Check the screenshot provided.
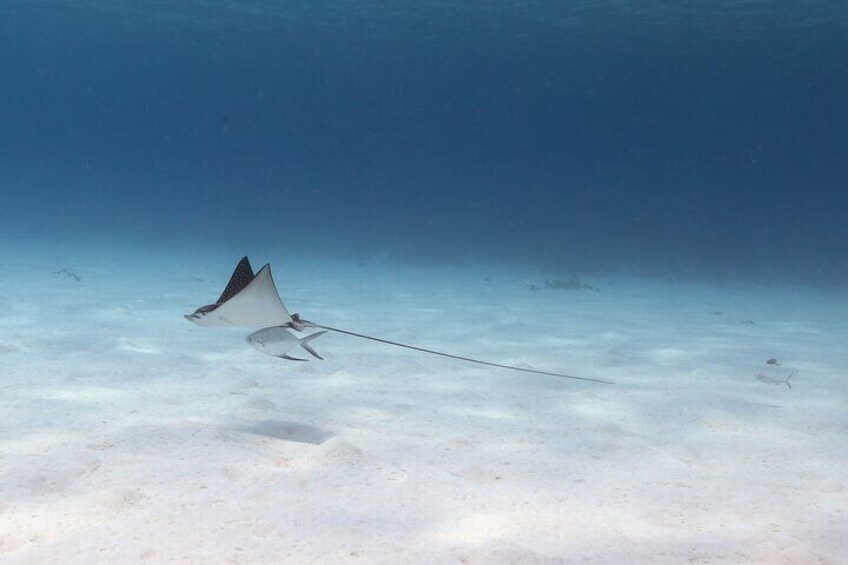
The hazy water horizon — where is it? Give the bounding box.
[2,1,846,285]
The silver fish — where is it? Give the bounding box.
[246,326,326,361]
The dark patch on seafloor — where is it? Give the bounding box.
[237,420,333,445]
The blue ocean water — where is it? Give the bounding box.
[2,1,846,284]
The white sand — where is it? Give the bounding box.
[1,242,846,564]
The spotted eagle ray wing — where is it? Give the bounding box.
[185,257,293,328]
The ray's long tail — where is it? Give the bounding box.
[313,324,614,385]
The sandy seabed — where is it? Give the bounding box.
[1,243,846,564]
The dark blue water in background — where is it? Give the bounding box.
[2,2,846,284]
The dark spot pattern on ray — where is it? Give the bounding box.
[216,256,255,305]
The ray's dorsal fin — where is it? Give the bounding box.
[216,256,254,305]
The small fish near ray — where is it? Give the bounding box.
[247,327,327,361]
[186,257,614,385]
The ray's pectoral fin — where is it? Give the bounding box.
[184,256,255,323]
[185,256,294,328]
[216,256,255,304]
